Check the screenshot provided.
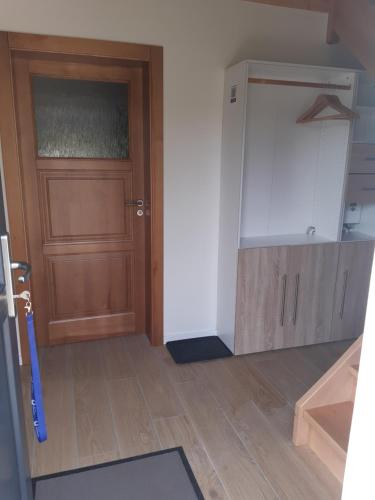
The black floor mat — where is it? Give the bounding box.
[166,336,233,364]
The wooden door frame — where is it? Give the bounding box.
[0,31,164,358]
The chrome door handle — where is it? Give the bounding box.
[126,199,144,207]
[11,261,32,283]
[280,274,287,327]
[340,270,349,319]
[1,235,32,317]
[293,273,300,326]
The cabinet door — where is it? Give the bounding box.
[235,246,288,354]
[285,243,339,348]
[332,241,374,341]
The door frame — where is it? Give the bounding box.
[0,31,164,357]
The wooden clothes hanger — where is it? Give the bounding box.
[296,94,359,124]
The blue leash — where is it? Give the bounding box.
[26,311,47,443]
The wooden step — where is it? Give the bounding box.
[306,401,354,454]
[349,364,359,378]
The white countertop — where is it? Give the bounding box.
[341,231,375,242]
[240,234,334,250]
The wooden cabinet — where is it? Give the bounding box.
[286,244,339,347]
[347,174,375,204]
[331,241,374,341]
[350,143,375,175]
[235,246,288,354]
[235,243,339,355]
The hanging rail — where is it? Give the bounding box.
[248,77,351,91]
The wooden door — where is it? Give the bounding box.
[13,54,146,345]
[332,241,374,341]
[285,243,339,347]
[235,246,288,354]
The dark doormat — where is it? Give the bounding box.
[33,448,203,500]
[166,336,233,364]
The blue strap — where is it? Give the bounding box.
[26,312,47,443]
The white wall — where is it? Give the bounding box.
[0,0,360,341]
[342,259,375,500]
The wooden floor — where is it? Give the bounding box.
[22,335,353,499]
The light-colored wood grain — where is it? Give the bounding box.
[306,402,353,453]
[274,348,323,389]
[235,243,339,354]
[252,358,308,405]
[71,342,118,459]
[224,355,287,415]
[155,415,228,500]
[107,377,160,457]
[332,241,374,341]
[153,345,195,384]
[294,337,361,444]
[293,338,360,482]
[235,246,288,354]
[124,335,183,418]
[176,380,278,500]
[284,244,339,346]
[308,423,346,482]
[100,337,135,380]
[294,446,341,499]
[231,401,340,500]
[78,451,120,468]
[26,336,347,498]
[33,346,78,476]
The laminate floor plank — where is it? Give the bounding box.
[176,380,278,500]
[250,358,308,405]
[153,345,196,384]
[155,415,228,500]
[228,400,340,500]
[124,335,184,418]
[100,337,135,380]
[107,377,160,457]
[70,342,118,460]
[26,335,346,499]
[33,345,78,476]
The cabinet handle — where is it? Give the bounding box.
[293,273,300,326]
[340,270,349,319]
[280,274,287,327]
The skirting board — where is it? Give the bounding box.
[164,330,217,343]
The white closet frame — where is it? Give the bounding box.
[217,60,359,352]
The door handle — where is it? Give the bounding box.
[280,274,287,327]
[11,261,32,283]
[125,199,144,207]
[340,270,349,319]
[293,273,300,326]
[1,234,32,317]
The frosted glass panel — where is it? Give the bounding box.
[32,76,129,158]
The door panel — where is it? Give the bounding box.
[285,243,339,347]
[332,241,374,341]
[235,246,288,354]
[13,55,145,345]
[38,171,133,242]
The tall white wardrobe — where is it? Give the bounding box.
[217,60,374,355]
